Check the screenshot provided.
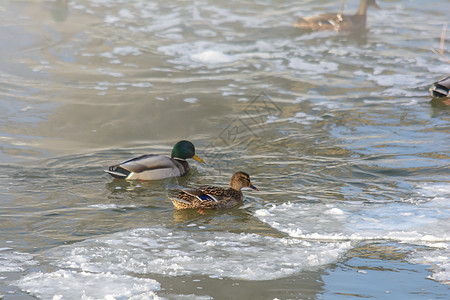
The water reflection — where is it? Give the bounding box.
[49,0,70,22]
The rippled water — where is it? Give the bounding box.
[1,0,449,299]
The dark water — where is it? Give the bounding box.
[1,0,449,299]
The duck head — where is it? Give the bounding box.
[230,171,259,191]
[171,140,204,162]
[357,0,380,15]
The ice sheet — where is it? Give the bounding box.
[17,269,161,300]
[41,227,351,281]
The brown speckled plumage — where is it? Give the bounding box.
[169,171,258,210]
[294,0,380,32]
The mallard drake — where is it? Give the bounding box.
[169,171,258,209]
[105,140,204,180]
[430,75,450,105]
[294,0,380,32]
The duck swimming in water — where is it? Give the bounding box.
[169,171,258,210]
[105,140,204,180]
[294,0,380,32]
[430,75,450,105]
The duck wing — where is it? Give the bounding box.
[106,155,188,180]
[170,186,243,209]
[295,12,342,30]
[169,186,221,209]
[118,155,176,172]
[177,186,224,202]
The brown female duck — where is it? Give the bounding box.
[169,171,258,209]
[294,0,380,32]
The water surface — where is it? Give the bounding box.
[1,0,449,299]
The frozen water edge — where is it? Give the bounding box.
[255,183,450,285]
[17,270,161,300]
[18,227,350,286]
[0,248,36,273]
[407,247,450,285]
[256,182,450,242]
[255,202,450,243]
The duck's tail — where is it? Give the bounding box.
[104,166,130,179]
[169,197,192,210]
[430,75,450,98]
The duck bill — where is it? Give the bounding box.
[192,154,205,163]
[249,184,259,191]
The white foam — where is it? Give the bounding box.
[183,98,198,104]
[88,204,137,210]
[164,294,213,300]
[324,208,344,215]
[288,58,338,74]
[118,8,134,19]
[416,183,450,199]
[157,41,278,68]
[158,42,240,67]
[131,82,153,88]
[43,227,350,281]
[288,112,323,124]
[96,68,124,78]
[17,270,161,299]
[367,73,424,87]
[370,87,426,97]
[191,50,236,64]
[194,29,217,37]
[104,15,120,24]
[112,46,142,56]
